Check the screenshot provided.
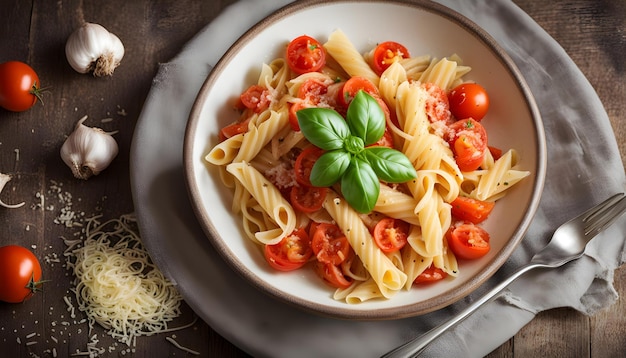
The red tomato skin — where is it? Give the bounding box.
[264,228,312,271]
[450,196,495,224]
[372,217,409,253]
[414,265,448,284]
[286,35,326,75]
[488,146,503,160]
[219,118,250,141]
[294,147,324,187]
[311,223,351,265]
[314,261,353,289]
[448,83,490,121]
[371,41,410,76]
[448,118,488,172]
[0,61,42,112]
[297,78,329,102]
[290,185,327,213]
[338,76,380,108]
[0,245,44,303]
[240,85,270,113]
[447,223,491,260]
[289,78,331,131]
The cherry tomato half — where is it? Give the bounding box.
[290,185,327,213]
[448,118,488,172]
[372,217,409,253]
[219,118,250,141]
[240,85,270,113]
[448,83,490,121]
[450,196,495,224]
[0,61,43,112]
[0,245,44,303]
[286,35,326,75]
[294,147,324,187]
[297,78,329,102]
[338,76,380,108]
[371,41,410,76]
[314,261,353,289]
[311,223,351,265]
[414,265,448,284]
[447,222,491,260]
[264,228,312,271]
[289,78,331,131]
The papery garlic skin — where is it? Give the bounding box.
[66,23,124,77]
[0,173,25,209]
[61,116,119,180]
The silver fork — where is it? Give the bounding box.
[383,192,626,358]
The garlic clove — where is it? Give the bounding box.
[60,116,119,180]
[66,23,125,77]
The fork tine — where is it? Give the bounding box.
[584,193,626,236]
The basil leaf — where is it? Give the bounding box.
[363,147,417,183]
[310,150,351,187]
[346,91,386,146]
[340,158,380,213]
[297,107,349,150]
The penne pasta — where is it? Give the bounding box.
[205,29,529,304]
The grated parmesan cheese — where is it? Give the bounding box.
[64,214,184,347]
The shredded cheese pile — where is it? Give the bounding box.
[64,214,183,347]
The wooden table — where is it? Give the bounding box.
[1,1,624,357]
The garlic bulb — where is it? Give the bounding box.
[66,22,124,77]
[61,116,119,180]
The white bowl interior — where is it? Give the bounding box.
[184,0,545,319]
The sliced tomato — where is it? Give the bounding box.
[422,82,451,123]
[297,78,329,102]
[264,228,312,271]
[240,85,270,113]
[414,265,448,284]
[448,83,490,121]
[447,222,490,260]
[371,41,410,76]
[290,185,327,213]
[311,223,351,265]
[338,76,380,108]
[289,101,308,131]
[488,146,503,160]
[314,261,353,289]
[450,196,495,224]
[219,118,250,141]
[294,147,324,187]
[286,35,326,75]
[289,78,331,131]
[372,217,409,253]
[448,118,488,172]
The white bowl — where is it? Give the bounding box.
[184,0,546,319]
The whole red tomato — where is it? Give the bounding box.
[448,83,489,121]
[0,245,45,303]
[0,61,44,112]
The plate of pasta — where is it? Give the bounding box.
[183,0,546,319]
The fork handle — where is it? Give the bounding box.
[382,263,545,358]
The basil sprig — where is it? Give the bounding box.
[297,91,417,213]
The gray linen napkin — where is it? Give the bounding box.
[131,0,626,357]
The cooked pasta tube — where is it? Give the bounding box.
[226,162,296,245]
[323,190,407,298]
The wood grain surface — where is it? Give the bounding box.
[0,1,624,357]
